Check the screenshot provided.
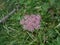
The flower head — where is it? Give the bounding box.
[20,14,41,32]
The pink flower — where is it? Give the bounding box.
[20,14,41,32]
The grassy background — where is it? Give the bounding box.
[0,0,60,45]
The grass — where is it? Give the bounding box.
[0,0,60,45]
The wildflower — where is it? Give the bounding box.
[20,14,41,32]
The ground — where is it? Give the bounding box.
[0,0,60,45]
